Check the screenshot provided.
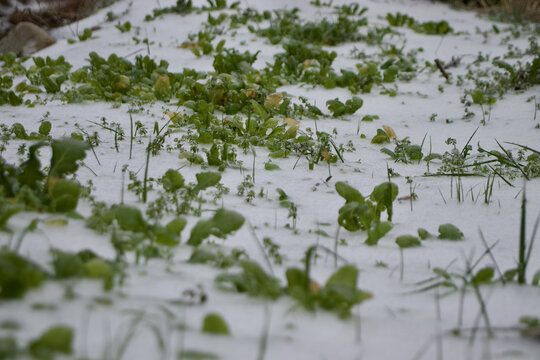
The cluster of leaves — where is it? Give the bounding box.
[145,0,239,21]
[0,138,89,214]
[216,247,372,319]
[335,181,398,245]
[381,137,424,163]
[0,121,51,141]
[51,249,119,290]
[386,12,452,35]
[1,324,74,360]
[286,247,372,318]
[270,41,416,95]
[256,9,367,45]
[0,251,47,299]
[86,202,187,261]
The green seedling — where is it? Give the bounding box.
[188,208,245,246]
[0,251,47,299]
[438,223,464,241]
[215,260,282,299]
[202,313,230,335]
[29,325,74,359]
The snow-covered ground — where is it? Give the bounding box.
[1,0,539,359]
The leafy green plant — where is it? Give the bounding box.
[438,223,464,240]
[188,208,245,246]
[286,247,372,318]
[0,251,47,299]
[29,325,73,360]
[335,181,398,245]
[216,260,282,299]
[202,313,230,335]
[326,97,363,117]
[386,13,452,35]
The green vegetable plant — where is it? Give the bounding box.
[335,181,398,245]
[0,137,89,214]
[0,251,47,299]
[187,208,245,246]
[285,247,372,319]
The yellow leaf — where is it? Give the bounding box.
[45,219,68,226]
[383,125,396,138]
[309,280,322,294]
[321,149,330,162]
[266,92,283,106]
[245,88,257,99]
[283,117,299,128]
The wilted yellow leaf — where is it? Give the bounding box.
[309,280,322,294]
[245,88,257,99]
[283,117,299,128]
[266,92,283,106]
[321,149,330,162]
[382,125,396,138]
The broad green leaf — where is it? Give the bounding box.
[49,179,80,213]
[111,205,147,233]
[51,250,84,278]
[335,182,364,203]
[195,171,221,191]
[216,260,282,299]
[18,141,47,189]
[202,313,230,335]
[166,217,187,236]
[0,251,47,299]
[438,223,464,241]
[162,169,184,191]
[83,259,114,279]
[417,228,432,240]
[370,182,398,221]
[187,219,214,247]
[472,267,494,284]
[365,221,392,246]
[325,265,358,289]
[371,129,390,144]
[395,235,421,248]
[264,162,280,170]
[29,325,73,359]
[49,138,89,178]
[211,209,244,235]
[338,202,371,232]
[38,121,52,136]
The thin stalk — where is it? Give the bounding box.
[518,188,527,284]
[129,114,134,160]
[142,137,151,203]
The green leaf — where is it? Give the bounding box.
[51,250,84,278]
[83,259,114,279]
[371,129,390,144]
[417,228,432,240]
[29,325,73,359]
[532,270,540,287]
[38,121,52,136]
[338,202,371,232]
[325,265,357,289]
[111,205,147,233]
[216,260,282,299]
[49,179,80,213]
[335,182,364,203]
[195,171,221,191]
[0,251,47,299]
[365,221,392,246]
[472,267,494,284]
[211,209,244,235]
[438,223,464,241]
[370,182,398,221]
[48,138,89,178]
[202,313,230,335]
[162,169,184,191]
[188,209,244,246]
[166,217,187,236]
[264,162,280,170]
[395,235,421,248]
[18,142,47,189]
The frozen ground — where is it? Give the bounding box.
[0,0,539,359]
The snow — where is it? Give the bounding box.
[1,0,539,359]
